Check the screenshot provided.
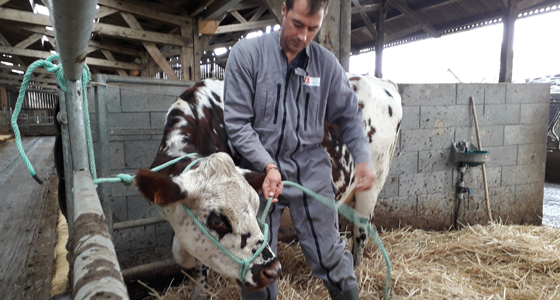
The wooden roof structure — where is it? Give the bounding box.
[0,0,559,90]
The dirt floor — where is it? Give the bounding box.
[0,136,59,299]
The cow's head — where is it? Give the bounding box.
[135,152,281,290]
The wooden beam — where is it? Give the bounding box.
[518,0,549,10]
[181,24,194,81]
[0,64,49,74]
[261,0,283,24]
[205,40,236,51]
[200,0,244,21]
[231,11,248,23]
[92,23,191,47]
[384,24,423,42]
[0,46,143,70]
[351,0,378,40]
[199,19,222,34]
[95,6,119,19]
[189,0,217,17]
[215,19,277,34]
[340,0,351,71]
[0,79,57,89]
[97,0,187,26]
[375,7,386,78]
[13,33,43,49]
[101,49,128,76]
[351,4,381,14]
[228,0,261,12]
[499,0,518,82]
[248,6,267,22]
[121,12,179,80]
[0,73,56,83]
[88,40,144,57]
[0,0,11,7]
[0,32,26,67]
[0,7,51,26]
[389,0,441,38]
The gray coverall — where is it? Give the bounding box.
[223,30,371,300]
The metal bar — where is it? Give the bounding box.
[57,89,73,232]
[113,216,167,231]
[64,80,90,171]
[95,74,113,233]
[104,74,196,86]
[49,0,97,81]
[72,171,129,300]
[121,259,180,281]
[340,0,351,71]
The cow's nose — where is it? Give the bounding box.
[263,261,282,280]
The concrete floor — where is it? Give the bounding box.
[544,182,560,228]
[0,136,58,299]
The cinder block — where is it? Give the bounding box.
[113,225,157,251]
[482,83,507,104]
[373,195,418,229]
[457,188,490,225]
[517,143,546,165]
[477,105,520,126]
[456,84,484,105]
[502,164,545,186]
[152,134,164,140]
[108,112,151,129]
[420,105,470,128]
[151,112,168,128]
[112,196,128,224]
[504,124,548,145]
[520,103,550,124]
[401,106,420,129]
[453,166,502,189]
[120,85,186,112]
[105,85,121,113]
[109,135,153,142]
[506,83,550,104]
[401,127,455,151]
[127,195,160,221]
[484,145,518,167]
[109,141,124,170]
[418,149,453,173]
[124,140,160,169]
[156,223,174,246]
[111,183,139,198]
[87,86,96,113]
[379,176,399,198]
[399,170,453,196]
[389,151,418,175]
[126,247,173,269]
[511,183,544,225]
[400,84,457,106]
[417,192,455,229]
[455,125,504,147]
[486,185,516,218]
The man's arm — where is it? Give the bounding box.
[325,57,376,190]
[223,43,283,200]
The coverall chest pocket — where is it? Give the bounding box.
[301,86,323,143]
[255,80,282,129]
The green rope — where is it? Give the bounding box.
[281,181,392,300]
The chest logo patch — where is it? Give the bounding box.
[304,76,320,87]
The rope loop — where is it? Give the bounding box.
[117,174,134,186]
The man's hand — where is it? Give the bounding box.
[263,163,283,203]
[355,162,376,191]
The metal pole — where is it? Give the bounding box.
[339,0,351,72]
[65,80,90,171]
[72,171,129,300]
[57,90,75,232]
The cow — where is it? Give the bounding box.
[134,75,402,298]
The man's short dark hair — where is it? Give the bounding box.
[285,0,329,15]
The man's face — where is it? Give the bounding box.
[280,0,325,55]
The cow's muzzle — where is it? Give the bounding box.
[239,258,282,290]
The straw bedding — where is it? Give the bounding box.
[147,224,560,300]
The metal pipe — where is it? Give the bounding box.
[64,80,90,171]
[339,0,351,72]
[104,75,196,86]
[72,171,129,300]
[49,0,97,81]
[57,90,75,232]
[121,259,181,281]
[113,216,167,231]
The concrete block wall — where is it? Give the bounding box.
[374,83,550,230]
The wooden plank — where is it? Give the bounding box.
[0,64,48,74]
[389,0,441,38]
[231,11,247,23]
[95,6,119,19]
[0,46,142,70]
[92,23,191,47]
[215,19,277,34]
[249,6,267,22]
[0,7,51,26]
[97,0,186,25]
[13,33,43,49]
[181,25,194,81]
[261,0,283,24]
[351,0,378,40]
[101,49,128,76]
[0,0,11,7]
[200,0,244,21]
[88,40,143,57]
[121,12,179,80]
[199,19,221,34]
[499,0,518,82]
[351,4,381,14]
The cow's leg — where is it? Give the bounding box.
[352,189,379,267]
[189,263,209,300]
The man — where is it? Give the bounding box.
[224,0,375,299]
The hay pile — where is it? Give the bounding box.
[148,224,560,300]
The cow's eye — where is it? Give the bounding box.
[210,218,225,228]
[207,211,233,239]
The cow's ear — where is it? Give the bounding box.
[135,168,185,205]
[243,171,266,194]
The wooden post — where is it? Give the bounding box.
[375,4,386,78]
[193,19,202,81]
[499,0,518,83]
[181,20,195,81]
[316,0,340,59]
[339,0,351,71]
[1,87,6,112]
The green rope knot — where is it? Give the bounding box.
[117,174,134,186]
[239,258,251,282]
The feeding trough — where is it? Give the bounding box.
[452,141,491,167]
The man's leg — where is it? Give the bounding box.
[287,186,358,295]
[241,195,285,300]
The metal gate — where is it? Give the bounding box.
[4,88,58,136]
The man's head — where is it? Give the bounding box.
[280,0,329,57]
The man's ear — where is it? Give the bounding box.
[243,171,267,195]
[135,169,185,205]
